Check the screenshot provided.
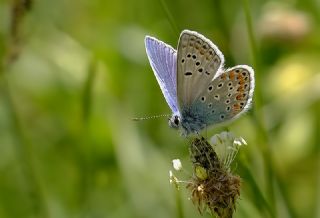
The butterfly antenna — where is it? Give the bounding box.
[132,114,171,121]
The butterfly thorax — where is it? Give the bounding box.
[169,104,210,135]
[180,105,208,135]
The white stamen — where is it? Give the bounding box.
[172,159,183,171]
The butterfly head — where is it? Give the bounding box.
[168,114,180,129]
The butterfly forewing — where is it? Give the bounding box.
[145,36,179,114]
[177,30,224,108]
[194,65,254,126]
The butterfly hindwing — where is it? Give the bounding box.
[192,65,255,127]
[145,36,179,114]
[176,30,224,108]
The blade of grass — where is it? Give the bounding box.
[239,162,274,217]
[241,1,297,217]
[240,0,277,215]
[314,100,320,218]
[175,188,184,218]
[0,73,49,218]
[82,58,97,123]
[159,0,179,36]
[0,1,49,217]
[77,57,97,217]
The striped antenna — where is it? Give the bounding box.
[132,114,171,121]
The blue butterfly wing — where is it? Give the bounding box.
[145,36,179,114]
[186,66,254,131]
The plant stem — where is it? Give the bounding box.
[240,0,278,216]
[0,73,49,218]
[175,188,184,218]
[159,0,179,35]
[78,57,97,217]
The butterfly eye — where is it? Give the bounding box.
[174,117,179,125]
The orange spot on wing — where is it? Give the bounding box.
[237,86,244,92]
[221,74,226,80]
[233,103,240,111]
[237,74,243,80]
[229,71,235,80]
[238,79,245,85]
[236,94,243,100]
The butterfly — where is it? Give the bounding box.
[145,30,254,135]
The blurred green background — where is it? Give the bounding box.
[0,0,320,217]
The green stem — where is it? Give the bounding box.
[240,0,279,216]
[159,0,179,35]
[0,73,49,218]
[82,58,97,123]
[241,0,258,69]
[239,162,274,217]
[175,188,184,218]
[211,0,236,66]
[0,1,48,216]
[78,57,97,217]
[313,100,320,218]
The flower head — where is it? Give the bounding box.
[169,132,246,217]
[187,133,244,217]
